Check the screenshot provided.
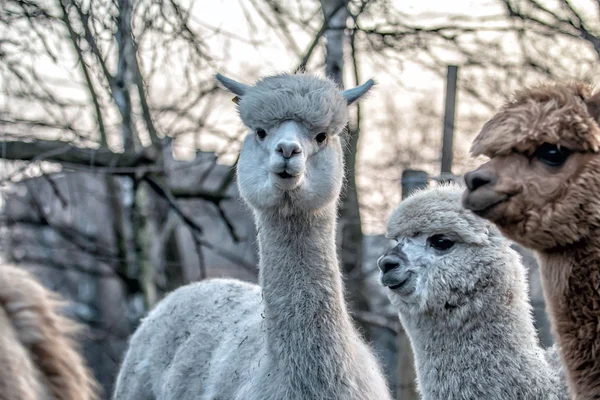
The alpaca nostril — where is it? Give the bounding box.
[276,141,302,159]
[378,256,400,274]
[465,169,496,191]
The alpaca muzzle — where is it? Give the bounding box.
[462,164,510,216]
[378,249,414,293]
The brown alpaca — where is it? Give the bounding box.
[462,82,600,400]
[0,265,98,400]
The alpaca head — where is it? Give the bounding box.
[216,73,374,215]
[462,83,600,250]
[378,185,523,323]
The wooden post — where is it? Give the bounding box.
[441,65,458,175]
[397,169,428,400]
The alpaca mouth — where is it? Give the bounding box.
[386,276,411,291]
[388,279,409,290]
[462,190,509,216]
[469,198,506,216]
[272,170,303,191]
[277,171,293,179]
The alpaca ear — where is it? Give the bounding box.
[341,79,375,105]
[215,73,251,97]
[585,91,600,123]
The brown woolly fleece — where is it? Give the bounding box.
[0,265,98,400]
[463,82,600,400]
[471,82,600,156]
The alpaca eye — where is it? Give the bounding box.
[534,143,571,167]
[428,234,455,251]
[315,132,327,144]
[256,129,267,140]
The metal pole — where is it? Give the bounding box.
[397,169,428,400]
[441,65,458,175]
[401,169,429,199]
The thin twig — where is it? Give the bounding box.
[57,0,108,146]
[142,175,203,234]
[296,1,346,72]
[40,173,68,208]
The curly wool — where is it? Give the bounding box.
[0,265,98,400]
[387,184,490,247]
[113,73,391,400]
[384,185,567,400]
[464,82,600,400]
[237,73,350,135]
[471,82,600,157]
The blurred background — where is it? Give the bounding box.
[1,0,599,398]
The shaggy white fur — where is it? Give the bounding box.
[113,73,392,400]
[378,185,567,400]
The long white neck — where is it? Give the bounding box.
[255,205,360,395]
[403,294,562,399]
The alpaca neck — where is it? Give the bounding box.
[255,206,357,390]
[403,298,550,398]
[538,233,600,400]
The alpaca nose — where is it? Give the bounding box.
[464,168,496,191]
[276,141,302,159]
[378,255,401,274]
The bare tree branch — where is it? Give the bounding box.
[57,0,107,146]
[296,1,346,72]
[0,139,141,167]
[142,175,203,234]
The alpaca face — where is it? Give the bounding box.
[215,73,374,215]
[237,119,344,213]
[463,150,600,250]
[462,85,600,250]
[379,186,515,323]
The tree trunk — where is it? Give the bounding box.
[321,0,347,84]
[319,0,370,335]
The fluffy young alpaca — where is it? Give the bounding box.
[462,82,600,400]
[113,73,393,400]
[0,265,97,400]
[378,185,567,400]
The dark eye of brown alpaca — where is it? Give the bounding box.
[315,132,327,144]
[428,234,455,251]
[534,143,571,167]
[256,129,267,140]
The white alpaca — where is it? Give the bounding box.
[378,185,567,400]
[113,73,393,400]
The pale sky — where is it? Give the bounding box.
[178,0,501,160]
[2,0,598,233]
